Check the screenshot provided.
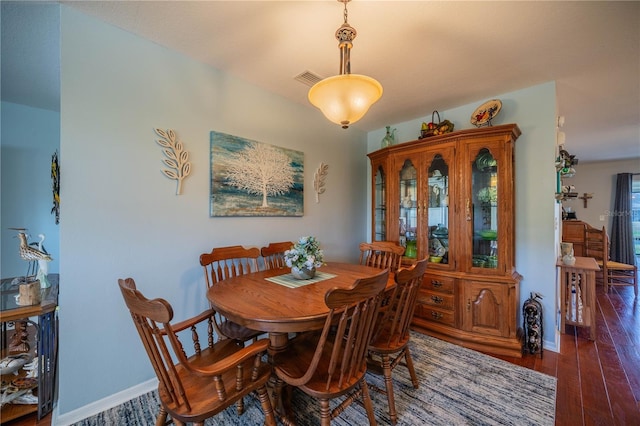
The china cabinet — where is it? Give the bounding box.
[368,124,522,357]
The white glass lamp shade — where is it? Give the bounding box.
[308,74,383,129]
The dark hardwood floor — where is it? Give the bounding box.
[6,282,639,426]
[496,281,640,426]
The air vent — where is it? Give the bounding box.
[294,70,323,87]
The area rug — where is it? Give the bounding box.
[73,332,556,425]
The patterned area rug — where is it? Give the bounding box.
[73,333,556,425]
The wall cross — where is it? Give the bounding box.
[578,192,593,208]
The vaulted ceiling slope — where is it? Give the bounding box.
[3,1,639,163]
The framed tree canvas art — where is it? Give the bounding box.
[210,131,304,217]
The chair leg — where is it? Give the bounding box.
[235,397,245,415]
[360,378,378,426]
[319,398,332,426]
[256,385,277,426]
[155,407,168,426]
[404,348,419,389]
[380,354,397,425]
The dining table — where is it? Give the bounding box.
[206,261,394,354]
[206,262,395,424]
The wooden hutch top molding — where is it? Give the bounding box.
[370,124,522,157]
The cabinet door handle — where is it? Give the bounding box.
[431,295,443,304]
[467,299,471,311]
[431,311,443,320]
[431,280,443,288]
[466,198,471,221]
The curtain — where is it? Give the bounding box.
[610,173,635,265]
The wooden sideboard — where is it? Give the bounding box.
[562,220,598,256]
[1,275,58,422]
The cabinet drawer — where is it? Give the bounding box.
[415,303,455,326]
[422,274,454,294]
[418,290,454,310]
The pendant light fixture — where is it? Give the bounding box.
[308,0,383,129]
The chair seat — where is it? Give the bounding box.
[166,341,271,423]
[219,320,261,342]
[607,260,637,271]
[274,331,366,400]
[368,326,411,354]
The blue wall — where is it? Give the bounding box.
[1,102,60,277]
[57,5,369,420]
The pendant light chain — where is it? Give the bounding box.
[336,0,356,75]
[343,0,349,24]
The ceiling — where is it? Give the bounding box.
[3,1,639,162]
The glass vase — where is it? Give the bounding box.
[381,125,396,148]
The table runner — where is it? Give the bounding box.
[265,271,337,288]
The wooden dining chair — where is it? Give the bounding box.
[199,245,263,344]
[271,269,389,426]
[584,226,637,297]
[359,241,405,273]
[260,241,294,270]
[366,257,428,425]
[117,278,276,426]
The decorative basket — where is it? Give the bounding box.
[419,111,454,139]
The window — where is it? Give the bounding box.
[632,174,640,254]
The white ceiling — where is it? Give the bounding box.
[3,1,639,162]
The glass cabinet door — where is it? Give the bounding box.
[399,159,418,258]
[373,165,386,241]
[471,148,498,269]
[427,154,450,264]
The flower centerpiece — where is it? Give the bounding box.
[284,236,325,280]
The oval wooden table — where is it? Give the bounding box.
[206,262,393,424]
[207,262,393,354]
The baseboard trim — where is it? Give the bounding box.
[54,379,158,426]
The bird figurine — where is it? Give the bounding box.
[10,228,53,282]
[33,234,52,288]
[17,231,52,262]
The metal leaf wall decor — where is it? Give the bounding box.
[314,162,329,203]
[154,128,191,195]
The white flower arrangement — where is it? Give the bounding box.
[284,236,325,270]
[477,187,498,204]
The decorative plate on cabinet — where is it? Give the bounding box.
[471,99,502,127]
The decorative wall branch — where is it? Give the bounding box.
[154,128,191,195]
[313,162,329,203]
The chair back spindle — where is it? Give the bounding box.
[200,245,260,289]
[359,241,405,273]
[199,246,263,343]
[260,241,294,270]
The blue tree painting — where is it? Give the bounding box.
[210,131,304,217]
